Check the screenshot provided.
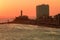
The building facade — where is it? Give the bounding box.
[36,4,49,19]
[54,14,60,25]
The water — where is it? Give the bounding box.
[0,24,60,40]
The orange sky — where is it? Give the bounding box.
[0,0,60,19]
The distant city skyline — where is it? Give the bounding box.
[0,0,60,19]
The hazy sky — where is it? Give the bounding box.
[0,0,60,19]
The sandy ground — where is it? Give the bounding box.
[0,24,60,40]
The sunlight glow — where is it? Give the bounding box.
[0,0,60,18]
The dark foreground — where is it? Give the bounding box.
[0,24,60,40]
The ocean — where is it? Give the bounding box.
[0,24,60,40]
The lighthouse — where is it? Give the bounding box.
[21,10,23,16]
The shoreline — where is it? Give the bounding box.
[0,22,60,29]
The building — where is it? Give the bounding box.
[13,10,29,23]
[54,14,60,25]
[36,4,49,19]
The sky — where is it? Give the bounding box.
[0,0,60,19]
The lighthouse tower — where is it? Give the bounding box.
[21,10,23,16]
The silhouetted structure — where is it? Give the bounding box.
[2,4,60,28]
[13,10,29,23]
[54,14,60,25]
[21,10,23,16]
[36,4,49,20]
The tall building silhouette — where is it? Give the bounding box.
[36,4,49,19]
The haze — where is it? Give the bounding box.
[0,0,60,19]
